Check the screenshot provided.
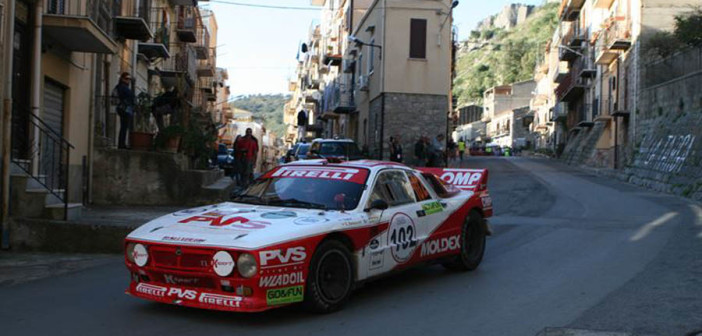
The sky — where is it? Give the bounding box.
[204,0,546,98]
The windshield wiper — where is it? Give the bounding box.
[268,198,327,210]
[232,195,268,205]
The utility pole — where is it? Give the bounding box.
[1,0,17,249]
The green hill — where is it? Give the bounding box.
[230,94,289,137]
[454,2,559,106]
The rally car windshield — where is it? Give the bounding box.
[234,177,364,211]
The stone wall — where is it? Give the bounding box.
[382,93,448,164]
[92,149,233,206]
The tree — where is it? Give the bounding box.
[674,9,702,46]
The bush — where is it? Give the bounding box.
[643,31,684,59]
[674,9,702,46]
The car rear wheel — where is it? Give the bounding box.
[304,240,354,313]
[443,210,486,271]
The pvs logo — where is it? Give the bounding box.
[259,247,307,266]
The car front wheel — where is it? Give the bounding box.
[304,240,354,313]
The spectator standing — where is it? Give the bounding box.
[389,136,403,163]
[234,129,259,188]
[112,72,135,149]
[458,138,466,162]
[429,134,445,167]
[296,110,308,141]
[414,136,426,166]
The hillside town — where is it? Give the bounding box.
[0,0,701,335]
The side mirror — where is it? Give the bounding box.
[365,199,389,212]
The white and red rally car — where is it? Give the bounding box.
[124,160,493,313]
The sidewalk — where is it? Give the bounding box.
[8,205,185,254]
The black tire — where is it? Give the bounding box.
[304,240,354,313]
[443,210,486,271]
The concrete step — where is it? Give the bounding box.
[9,177,46,218]
[26,188,65,206]
[10,160,31,175]
[44,203,83,221]
[199,176,235,203]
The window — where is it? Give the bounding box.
[369,171,417,207]
[408,173,432,201]
[409,19,427,59]
[369,38,375,74]
[358,53,363,77]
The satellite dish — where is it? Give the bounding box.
[301,43,309,53]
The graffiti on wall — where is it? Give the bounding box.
[639,134,696,173]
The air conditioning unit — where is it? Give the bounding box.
[358,75,369,91]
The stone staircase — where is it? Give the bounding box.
[9,161,82,220]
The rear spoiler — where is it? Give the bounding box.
[416,168,489,192]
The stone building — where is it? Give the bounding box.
[483,80,536,147]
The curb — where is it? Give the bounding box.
[8,218,137,254]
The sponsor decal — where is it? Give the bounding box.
[259,271,305,288]
[369,251,383,270]
[422,202,444,215]
[369,238,380,250]
[266,166,369,184]
[341,216,363,226]
[198,293,241,308]
[163,274,200,286]
[261,211,297,219]
[266,285,304,305]
[172,205,218,217]
[259,247,307,267]
[418,168,486,191]
[178,215,271,229]
[420,235,461,257]
[212,251,236,277]
[132,244,149,267]
[167,287,198,300]
[388,213,418,263]
[162,236,206,243]
[293,217,329,225]
[136,283,167,297]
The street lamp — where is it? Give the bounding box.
[348,36,383,59]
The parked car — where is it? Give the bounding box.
[305,138,364,161]
[294,143,311,161]
[214,143,235,176]
[123,160,493,313]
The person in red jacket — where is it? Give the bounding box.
[234,128,259,187]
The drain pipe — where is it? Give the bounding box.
[30,0,43,176]
[1,0,17,250]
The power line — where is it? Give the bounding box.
[208,1,321,11]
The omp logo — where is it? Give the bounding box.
[163,274,199,286]
[167,287,198,300]
[198,293,241,308]
[440,171,482,186]
[135,283,167,297]
[259,272,305,288]
[259,247,307,266]
[420,235,460,257]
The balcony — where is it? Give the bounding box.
[595,19,632,65]
[176,6,197,43]
[43,0,118,54]
[559,23,584,61]
[559,0,585,21]
[553,61,570,82]
[114,1,153,41]
[197,50,215,77]
[138,7,171,59]
[593,0,615,9]
[577,56,596,78]
[159,45,197,85]
[198,77,214,94]
[556,69,588,103]
[326,82,356,114]
[170,0,198,6]
[194,26,210,60]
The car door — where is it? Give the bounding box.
[363,170,425,278]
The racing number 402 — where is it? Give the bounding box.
[390,226,416,252]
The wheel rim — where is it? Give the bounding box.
[463,219,485,261]
[316,250,352,303]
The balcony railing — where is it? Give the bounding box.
[160,44,197,81]
[556,67,588,103]
[194,25,210,59]
[114,0,153,40]
[324,81,356,114]
[595,18,631,64]
[197,49,215,77]
[138,7,171,59]
[43,0,117,53]
[176,6,197,43]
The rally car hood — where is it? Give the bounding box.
[126,202,370,250]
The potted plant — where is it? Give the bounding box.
[130,92,157,151]
[155,124,185,153]
[182,119,218,169]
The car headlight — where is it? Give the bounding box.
[237,253,257,278]
[212,251,236,277]
[125,243,136,263]
[132,243,149,267]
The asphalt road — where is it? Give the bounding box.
[1,157,701,336]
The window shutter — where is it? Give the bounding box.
[409,19,427,59]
